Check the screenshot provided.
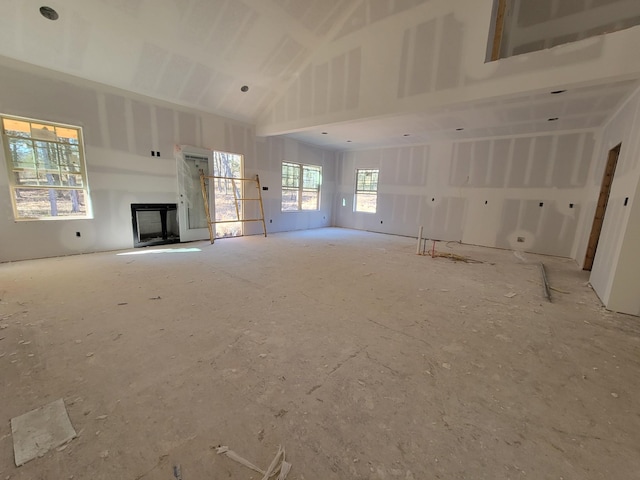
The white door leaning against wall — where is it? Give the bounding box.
[175,145,212,242]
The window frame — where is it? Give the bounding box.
[281,161,322,212]
[354,168,379,214]
[1,114,92,221]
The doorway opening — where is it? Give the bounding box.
[212,150,243,239]
[584,143,621,271]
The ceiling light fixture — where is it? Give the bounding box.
[240,85,249,92]
[551,90,567,95]
[548,117,559,122]
[39,6,59,20]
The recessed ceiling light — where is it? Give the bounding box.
[40,6,59,20]
[240,85,249,92]
[548,117,559,121]
[321,132,328,135]
[551,90,567,95]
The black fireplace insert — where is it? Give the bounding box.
[131,203,180,248]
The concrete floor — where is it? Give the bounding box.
[1,228,639,479]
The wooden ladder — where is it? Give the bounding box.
[199,172,267,244]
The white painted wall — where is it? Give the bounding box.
[335,129,596,258]
[576,87,640,314]
[0,57,335,262]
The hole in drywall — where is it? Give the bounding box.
[517,237,525,243]
[456,128,464,131]
[403,134,410,137]
[269,219,273,223]
[569,203,574,208]
[380,220,383,224]
[156,151,160,157]
[40,6,59,20]
[624,197,629,206]
[547,117,559,122]
[539,202,544,207]
[321,132,328,135]
[151,151,155,156]
[551,90,567,95]
[484,200,488,205]
[346,140,352,143]
[75,231,81,237]
[240,85,249,92]
[431,198,435,202]
[262,186,268,191]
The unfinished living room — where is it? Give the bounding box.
[1,1,640,479]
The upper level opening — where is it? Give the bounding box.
[488,0,640,62]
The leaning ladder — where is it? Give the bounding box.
[199,172,267,244]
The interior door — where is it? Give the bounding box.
[176,146,213,242]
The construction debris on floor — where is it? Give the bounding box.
[11,398,76,466]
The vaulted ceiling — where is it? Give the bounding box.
[1,0,639,151]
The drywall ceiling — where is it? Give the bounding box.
[283,79,640,150]
[0,0,639,151]
[0,0,359,122]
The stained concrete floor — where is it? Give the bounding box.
[1,228,640,479]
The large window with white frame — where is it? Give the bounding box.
[1,115,91,220]
[281,161,322,211]
[354,168,379,213]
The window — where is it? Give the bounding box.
[281,162,322,211]
[355,168,379,213]
[1,115,91,220]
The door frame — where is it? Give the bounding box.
[583,143,621,271]
[176,145,213,242]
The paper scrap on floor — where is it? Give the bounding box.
[11,398,77,466]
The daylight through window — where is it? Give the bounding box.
[1,115,91,220]
[355,168,379,213]
[281,162,322,211]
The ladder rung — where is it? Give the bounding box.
[209,219,265,224]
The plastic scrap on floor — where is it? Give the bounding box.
[216,444,291,479]
[11,398,77,466]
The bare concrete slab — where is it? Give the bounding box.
[11,398,76,466]
[0,228,639,479]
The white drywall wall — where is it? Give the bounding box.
[0,57,335,262]
[502,0,640,57]
[334,129,596,258]
[579,87,640,314]
[258,0,640,136]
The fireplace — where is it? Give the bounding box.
[131,203,180,248]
